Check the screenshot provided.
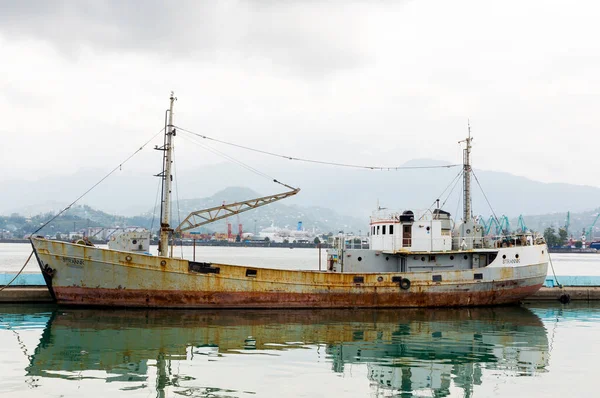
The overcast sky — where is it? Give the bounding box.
[1,0,598,189]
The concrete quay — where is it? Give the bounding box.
[1,285,599,304]
[0,287,53,303]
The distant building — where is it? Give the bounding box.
[86,227,147,241]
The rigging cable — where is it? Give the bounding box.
[471,170,501,226]
[432,169,464,211]
[472,169,560,285]
[32,127,166,236]
[172,146,184,258]
[175,126,461,171]
[149,173,163,235]
[440,170,464,210]
[420,169,463,221]
[177,132,298,191]
[452,168,464,229]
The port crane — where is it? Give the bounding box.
[175,187,300,233]
[517,215,528,232]
[498,215,510,234]
[584,212,600,242]
[478,215,502,235]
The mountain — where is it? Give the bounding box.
[3,158,600,221]
[6,186,600,239]
[164,186,364,234]
[1,187,364,237]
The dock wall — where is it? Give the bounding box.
[2,273,600,304]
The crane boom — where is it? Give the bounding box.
[175,188,300,233]
[586,212,600,241]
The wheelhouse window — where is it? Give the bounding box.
[382,225,386,235]
[377,225,380,235]
[389,225,394,234]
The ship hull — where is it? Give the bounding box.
[31,237,547,308]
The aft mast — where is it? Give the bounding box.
[158,92,177,256]
[460,122,473,222]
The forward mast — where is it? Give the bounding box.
[158,92,177,256]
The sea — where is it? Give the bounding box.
[1,243,600,397]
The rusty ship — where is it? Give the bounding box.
[30,93,548,308]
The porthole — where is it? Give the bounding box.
[426,226,431,231]
[132,239,137,244]
[358,256,362,262]
[160,260,166,266]
[502,255,506,259]
[466,229,471,234]
[463,255,468,260]
[450,255,455,260]
[377,276,384,282]
[421,257,426,262]
[515,254,519,259]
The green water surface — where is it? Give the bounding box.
[0,304,596,397]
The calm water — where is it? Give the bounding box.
[2,243,600,397]
[0,303,598,397]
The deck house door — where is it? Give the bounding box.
[402,225,411,247]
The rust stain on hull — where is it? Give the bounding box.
[53,283,543,308]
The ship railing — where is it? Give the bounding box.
[482,233,543,249]
[388,234,540,252]
[330,235,370,250]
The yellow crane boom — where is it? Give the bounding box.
[175,187,300,233]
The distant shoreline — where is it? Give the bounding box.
[0,239,30,244]
[0,238,332,249]
[548,247,598,254]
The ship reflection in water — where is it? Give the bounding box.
[3,306,548,397]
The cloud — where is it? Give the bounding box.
[0,0,384,76]
[2,0,600,191]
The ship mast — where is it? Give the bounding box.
[158,92,177,256]
[459,122,473,222]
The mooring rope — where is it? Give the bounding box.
[547,252,562,288]
[0,251,34,292]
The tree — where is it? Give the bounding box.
[575,241,583,248]
[558,228,568,245]
[543,227,561,247]
[314,237,321,245]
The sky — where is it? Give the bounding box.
[1,0,599,189]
